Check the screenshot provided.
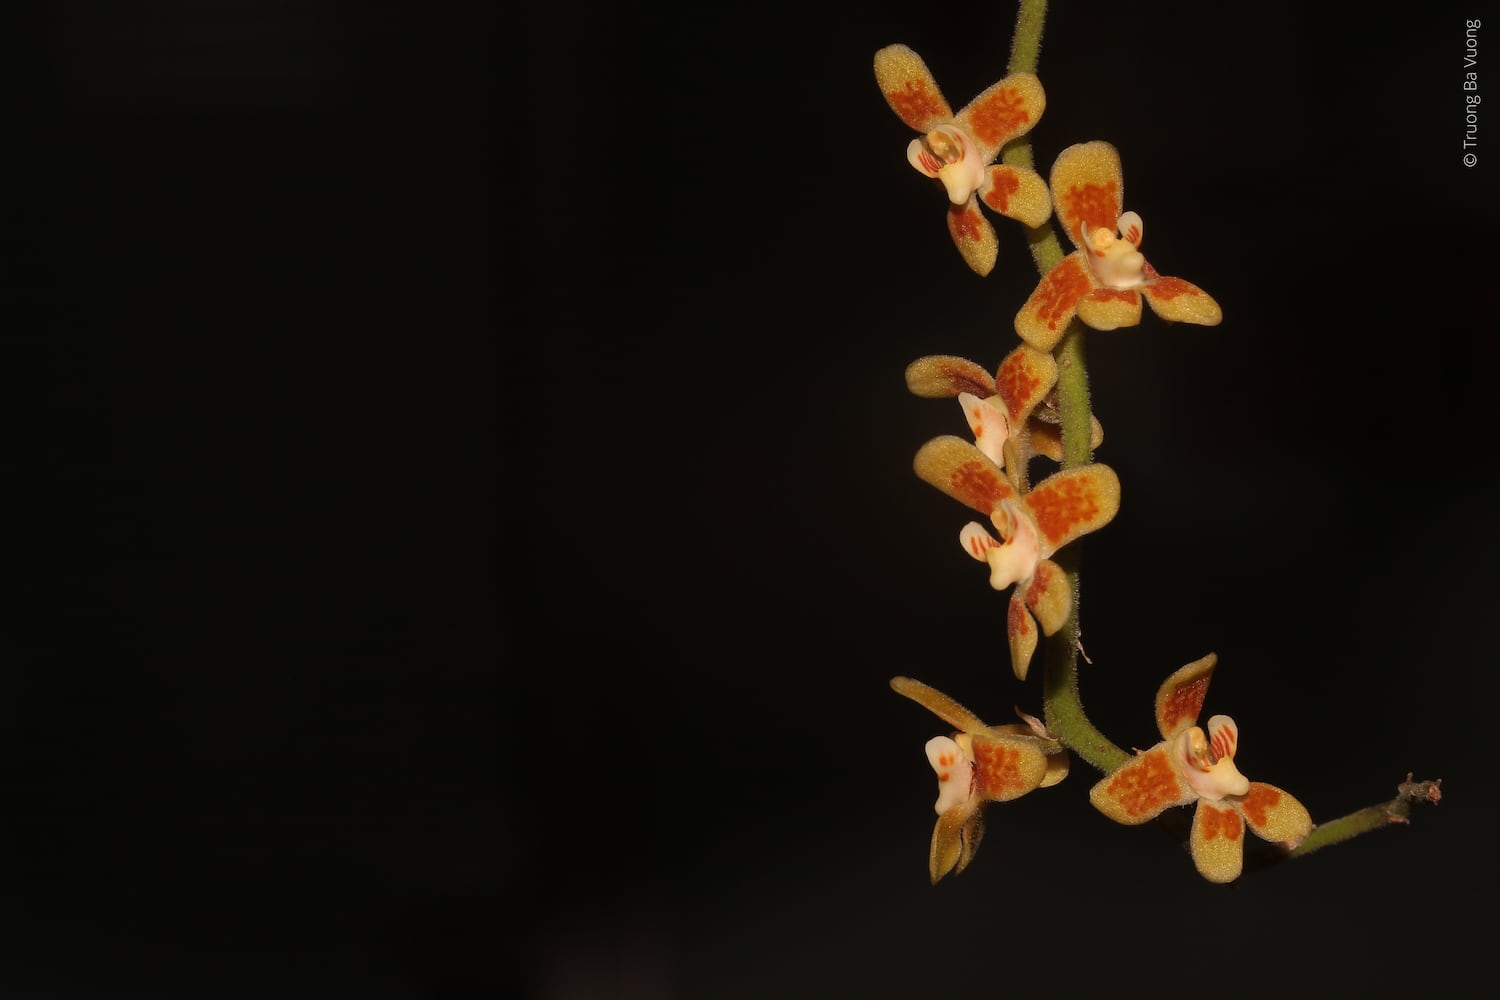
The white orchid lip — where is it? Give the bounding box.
[957,391,1010,470]
[906,126,985,205]
[926,735,975,815]
[958,501,1040,591]
[1080,210,1147,289]
[1175,719,1251,800]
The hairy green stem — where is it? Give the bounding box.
[1006,0,1048,76]
[999,0,1126,772]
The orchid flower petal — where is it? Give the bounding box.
[993,343,1058,428]
[1014,252,1095,351]
[889,676,992,734]
[1023,558,1071,636]
[968,731,1050,802]
[1189,801,1245,883]
[1141,276,1223,326]
[979,164,1051,228]
[1236,782,1314,846]
[954,72,1045,163]
[913,435,1017,515]
[904,355,995,399]
[874,45,953,132]
[1076,287,1143,331]
[1021,463,1122,555]
[946,198,999,276]
[1088,744,1194,825]
[1049,141,1124,253]
[1116,210,1143,247]
[1154,652,1217,741]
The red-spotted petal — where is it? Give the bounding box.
[1117,210,1143,247]
[1154,653,1217,740]
[947,198,998,276]
[993,344,1057,427]
[1089,744,1194,825]
[1014,252,1095,351]
[1007,591,1037,681]
[1023,557,1072,636]
[874,45,953,132]
[1076,288,1142,331]
[913,436,1017,515]
[890,675,991,734]
[1236,782,1314,845]
[1021,463,1122,555]
[968,730,1049,802]
[1190,800,1245,883]
[979,164,1051,228]
[955,72,1044,163]
[1141,276,1223,326]
[905,355,995,399]
[1050,141,1124,252]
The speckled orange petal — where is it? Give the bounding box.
[874,44,953,132]
[979,165,1051,228]
[1141,276,1223,326]
[905,355,995,399]
[994,344,1057,427]
[930,799,979,884]
[913,435,1018,515]
[1023,558,1071,636]
[1050,141,1124,251]
[1089,744,1193,824]
[968,730,1049,803]
[1154,653,1217,741]
[947,198,998,276]
[1237,782,1314,845]
[1007,591,1037,681]
[1022,463,1122,555]
[1189,801,1245,883]
[890,675,990,733]
[1076,288,1142,331]
[955,72,1044,164]
[1025,414,1103,462]
[1015,252,1094,351]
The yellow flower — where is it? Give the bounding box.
[1015,141,1223,351]
[904,343,1104,484]
[874,44,1052,276]
[890,676,1068,884]
[1089,653,1314,883]
[912,430,1120,680]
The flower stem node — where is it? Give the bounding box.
[874,44,1052,277]
[892,676,1069,884]
[1088,654,1314,883]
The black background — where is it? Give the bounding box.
[1,1,1496,998]
[2,2,497,996]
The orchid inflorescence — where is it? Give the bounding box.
[875,3,1439,887]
